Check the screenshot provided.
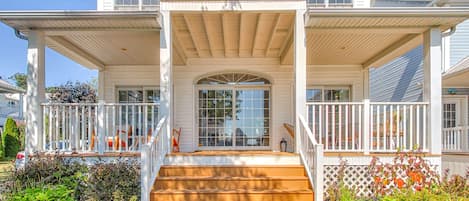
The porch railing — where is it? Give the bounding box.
[298,115,323,201]
[141,116,168,201]
[442,126,469,152]
[41,103,160,153]
[307,0,354,8]
[307,101,429,153]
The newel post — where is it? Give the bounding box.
[97,101,105,154]
[363,99,370,155]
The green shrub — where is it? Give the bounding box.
[0,130,4,159]
[80,161,140,201]
[6,184,74,201]
[2,118,20,158]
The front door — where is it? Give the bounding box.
[196,73,271,150]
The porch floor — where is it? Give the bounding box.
[168,151,297,157]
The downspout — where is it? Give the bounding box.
[14,29,28,40]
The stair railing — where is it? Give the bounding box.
[298,115,324,201]
[141,116,168,201]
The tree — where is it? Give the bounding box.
[2,117,20,158]
[48,81,97,103]
[8,73,27,90]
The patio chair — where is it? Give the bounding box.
[172,128,181,152]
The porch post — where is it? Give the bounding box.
[25,31,46,155]
[159,10,173,153]
[294,9,307,153]
[423,28,442,155]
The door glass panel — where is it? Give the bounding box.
[235,89,270,147]
[198,90,233,147]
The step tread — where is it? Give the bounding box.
[161,165,304,168]
[151,189,313,194]
[156,176,309,181]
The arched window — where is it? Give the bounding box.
[197,73,271,85]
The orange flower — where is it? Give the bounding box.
[374,176,381,183]
[393,178,405,189]
[409,172,423,183]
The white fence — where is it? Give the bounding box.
[141,117,168,201]
[298,115,323,201]
[442,126,469,152]
[307,101,429,153]
[41,103,160,153]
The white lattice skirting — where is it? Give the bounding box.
[324,165,373,197]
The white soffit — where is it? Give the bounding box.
[302,8,469,66]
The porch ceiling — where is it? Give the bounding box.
[443,56,469,87]
[298,8,469,67]
[171,12,295,65]
[0,11,161,69]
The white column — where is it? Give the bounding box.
[294,9,307,153]
[363,69,370,100]
[159,10,173,153]
[25,31,46,155]
[98,70,106,101]
[423,28,442,155]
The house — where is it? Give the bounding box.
[1,0,469,200]
[0,77,25,131]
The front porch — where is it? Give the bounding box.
[2,5,469,201]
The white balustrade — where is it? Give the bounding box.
[41,103,160,153]
[298,115,323,201]
[141,117,168,201]
[442,126,469,152]
[306,101,430,153]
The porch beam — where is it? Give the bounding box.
[307,27,427,34]
[265,13,281,57]
[202,14,215,57]
[172,31,188,65]
[280,23,294,65]
[251,13,262,57]
[363,34,421,69]
[25,31,46,155]
[40,28,160,35]
[183,14,205,57]
[423,28,442,155]
[294,9,307,153]
[47,36,105,70]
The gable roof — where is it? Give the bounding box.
[443,56,469,87]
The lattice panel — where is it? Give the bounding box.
[324,165,373,197]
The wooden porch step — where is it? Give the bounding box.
[150,189,314,201]
[158,165,306,177]
[154,176,311,190]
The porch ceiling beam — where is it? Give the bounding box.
[279,23,294,62]
[238,13,244,57]
[221,13,228,57]
[363,33,421,69]
[47,36,104,70]
[265,13,281,57]
[172,29,187,65]
[183,14,206,57]
[307,26,427,34]
[202,14,215,57]
[252,13,262,57]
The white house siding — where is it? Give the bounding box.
[102,65,160,102]
[370,46,424,102]
[450,20,469,66]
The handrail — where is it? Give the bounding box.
[298,115,323,201]
[141,116,168,201]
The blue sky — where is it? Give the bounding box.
[0,0,97,87]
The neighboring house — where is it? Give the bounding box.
[1,1,469,200]
[0,77,24,130]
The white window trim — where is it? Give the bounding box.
[116,86,159,103]
[307,85,352,102]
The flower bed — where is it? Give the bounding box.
[3,154,140,201]
[325,151,469,201]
